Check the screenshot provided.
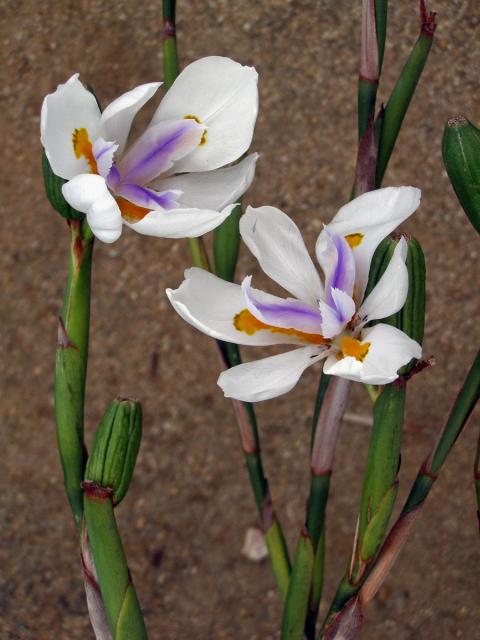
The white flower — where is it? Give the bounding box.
[41,57,259,243]
[167,187,423,402]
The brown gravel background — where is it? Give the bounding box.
[1,1,480,638]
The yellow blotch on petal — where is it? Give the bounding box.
[116,197,150,223]
[184,114,207,146]
[339,336,370,362]
[72,128,98,174]
[234,309,329,345]
[345,233,364,249]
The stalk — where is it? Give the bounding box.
[83,484,148,639]
[281,529,315,640]
[55,218,93,534]
[162,0,291,598]
[376,1,436,186]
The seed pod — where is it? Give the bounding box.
[442,115,480,234]
[365,235,425,373]
[85,398,142,506]
[42,151,84,221]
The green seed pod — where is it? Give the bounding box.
[85,398,142,505]
[442,115,480,234]
[42,151,84,221]
[365,234,426,373]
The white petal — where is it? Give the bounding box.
[151,56,258,172]
[124,203,235,238]
[324,323,421,384]
[99,82,161,155]
[240,206,323,305]
[62,173,109,213]
[218,346,324,402]
[151,153,259,210]
[41,74,101,180]
[358,237,409,324]
[321,187,421,301]
[87,192,123,244]
[166,268,304,346]
[92,138,119,180]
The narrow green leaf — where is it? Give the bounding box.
[264,519,292,602]
[360,481,398,562]
[281,529,314,640]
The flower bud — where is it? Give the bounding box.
[365,234,425,374]
[85,398,142,505]
[42,152,84,221]
[442,115,480,234]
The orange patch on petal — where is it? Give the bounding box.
[116,197,150,223]
[345,233,364,249]
[234,309,328,345]
[340,336,370,361]
[72,128,98,173]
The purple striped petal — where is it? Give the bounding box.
[319,288,356,338]
[242,276,323,333]
[116,119,203,185]
[92,137,118,179]
[115,183,181,211]
[317,230,355,304]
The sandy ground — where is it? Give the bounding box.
[1,1,480,638]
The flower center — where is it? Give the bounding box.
[338,335,370,361]
[345,233,364,249]
[184,114,207,146]
[234,309,329,345]
[72,128,98,173]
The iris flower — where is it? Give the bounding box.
[167,187,423,402]
[41,57,258,243]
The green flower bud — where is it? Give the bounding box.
[365,234,425,374]
[42,151,84,221]
[85,398,142,505]
[442,115,480,234]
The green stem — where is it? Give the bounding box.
[55,219,93,534]
[376,8,436,186]
[162,0,180,91]
[84,485,148,639]
[281,529,314,640]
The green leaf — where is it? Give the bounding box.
[214,202,242,282]
[360,481,399,562]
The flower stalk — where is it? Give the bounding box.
[55,217,93,534]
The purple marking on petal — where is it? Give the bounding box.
[325,233,355,304]
[106,165,121,190]
[115,183,181,211]
[92,137,118,180]
[242,277,323,333]
[116,119,203,186]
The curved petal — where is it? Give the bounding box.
[151,153,258,210]
[166,268,303,346]
[87,193,123,244]
[218,346,324,402]
[151,56,258,172]
[357,237,408,325]
[316,230,355,302]
[99,82,161,155]
[62,173,109,213]
[324,323,421,384]
[41,74,101,179]
[92,138,118,179]
[124,203,236,238]
[320,187,421,301]
[116,119,203,185]
[241,276,323,333]
[319,288,356,338]
[240,206,323,306]
[115,183,180,210]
